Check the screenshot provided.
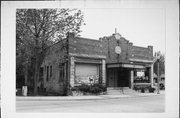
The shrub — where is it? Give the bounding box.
[71,86,79,91]
[141,87,145,93]
[90,86,100,94]
[78,84,90,93]
[72,84,107,95]
[148,87,155,93]
[160,83,165,90]
[133,86,139,91]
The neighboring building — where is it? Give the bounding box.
[40,33,154,95]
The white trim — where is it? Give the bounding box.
[129,58,153,63]
[107,64,145,69]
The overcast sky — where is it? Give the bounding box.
[79,8,165,54]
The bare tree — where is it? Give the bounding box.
[153,51,165,75]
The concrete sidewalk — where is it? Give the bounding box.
[16,90,165,101]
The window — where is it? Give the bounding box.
[47,66,49,81]
[50,66,52,77]
[59,66,64,82]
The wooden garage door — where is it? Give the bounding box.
[75,64,99,84]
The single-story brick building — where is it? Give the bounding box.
[40,32,154,95]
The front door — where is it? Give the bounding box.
[107,68,117,87]
[107,68,129,87]
[117,68,129,87]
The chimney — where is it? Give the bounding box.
[129,42,133,46]
[148,45,153,50]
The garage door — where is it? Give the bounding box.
[75,64,99,84]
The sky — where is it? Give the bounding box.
[79,8,165,54]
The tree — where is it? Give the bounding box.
[153,51,165,76]
[16,9,85,95]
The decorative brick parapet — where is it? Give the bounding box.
[70,57,75,87]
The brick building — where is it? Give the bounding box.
[40,33,154,95]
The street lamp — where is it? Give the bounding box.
[155,52,161,94]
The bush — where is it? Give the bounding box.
[148,87,155,93]
[78,84,90,93]
[141,88,145,93]
[72,84,107,95]
[90,86,100,94]
[71,86,79,91]
[160,83,165,90]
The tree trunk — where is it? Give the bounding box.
[34,51,41,95]
[24,63,28,86]
[33,50,46,95]
[33,58,38,95]
[34,37,39,95]
[33,37,47,95]
[34,63,41,95]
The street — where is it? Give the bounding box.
[16,94,165,112]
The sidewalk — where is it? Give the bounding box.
[16,90,165,101]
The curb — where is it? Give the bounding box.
[16,93,165,101]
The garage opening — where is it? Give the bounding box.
[75,63,99,84]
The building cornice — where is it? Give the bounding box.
[69,53,106,59]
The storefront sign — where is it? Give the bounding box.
[122,64,144,69]
[107,64,144,69]
[137,71,145,77]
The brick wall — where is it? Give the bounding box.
[68,34,106,86]
[41,39,67,94]
[129,45,153,61]
[100,36,130,63]
[70,57,75,87]
[100,35,153,63]
[69,36,104,57]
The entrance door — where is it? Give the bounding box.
[107,68,118,87]
[107,68,130,87]
[117,68,129,87]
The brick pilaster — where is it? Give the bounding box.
[150,63,154,87]
[70,57,75,87]
[102,59,106,84]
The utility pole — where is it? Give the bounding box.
[157,58,160,94]
[155,52,160,94]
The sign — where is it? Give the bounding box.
[115,46,121,54]
[137,71,145,77]
[107,64,145,69]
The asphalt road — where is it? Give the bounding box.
[16,94,165,113]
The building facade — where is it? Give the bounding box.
[40,33,154,95]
